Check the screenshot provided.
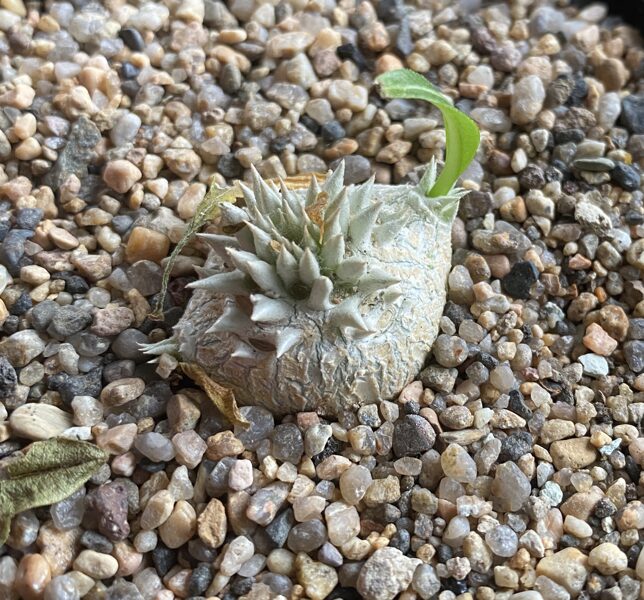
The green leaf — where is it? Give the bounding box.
[376,69,480,197]
[0,438,107,544]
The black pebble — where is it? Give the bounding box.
[337,43,368,70]
[9,291,31,316]
[118,28,145,51]
[320,120,346,143]
[152,544,177,577]
[501,261,539,299]
[508,389,533,420]
[611,163,641,191]
[53,272,90,294]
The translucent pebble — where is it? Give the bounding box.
[485,525,519,557]
[44,575,80,600]
[51,487,86,530]
[339,465,372,505]
[443,516,470,547]
[134,432,175,462]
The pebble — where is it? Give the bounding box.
[73,550,118,580]
[357,547,421,600]
[296,553,338,600]
[536,548,588,595]
[9,403,73,440]
[159,500,197,549]
[441,443,477,483]
[15,554,51,600]
[392,415,435,457]
[220,536,255,576]
[511,76,546,125]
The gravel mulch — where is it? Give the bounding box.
[0,0,643,598]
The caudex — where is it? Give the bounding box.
[145,69,481,417]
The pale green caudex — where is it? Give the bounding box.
[376,69,481,198]
[145,69,481,417]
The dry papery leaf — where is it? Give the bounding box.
[0,438,107,544]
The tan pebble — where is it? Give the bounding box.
[14,138,41,161]
[12,113,37,139]
[540,419,575,444]
[112,541,143,577]
[0,0,27,17]
[9,403,72,440]
[206,430,244,461]
[71,253,112,282]
[535,548,588,595]
[15,554,51,600]
[20,265,50,286]
[37,523,81,576]
[583,323,617,356]
[103,160,142,194]
[73,550,118,580]
[95,423,138,454]
[100,378,146,407]
[125,226,170,264]
[197,498,227,548]
[296,553,338,600]
[141,490,175,530]
[0,84,35,109]
[588,542,627,575]
[266,32,314,58]
[159,500,197,549]
[550,437,597,470]
[48,226,79,250]
[563,515,593,538]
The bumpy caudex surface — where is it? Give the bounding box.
[145,70,480,416]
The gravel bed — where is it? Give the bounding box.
[0,0,643,599]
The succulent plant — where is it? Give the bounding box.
[145,70,480,417]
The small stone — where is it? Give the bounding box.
[228,459,254,491]
[612,163,641,191]
[578,354,609,377]
[125,227,170,264]
[432,335,469,367]
[172,430,207,469]
[511,76,546,125]
[288,520,327,553]
[536,548,588,595]
[491,461,531,512]
[621,94,644,134]
[441,444,477,483]
[135,432,175,463]
[220,536,254,577]
[0,330,45,367]
[485,525,519,558]
[393,415,435,457]
[296,553,338,600]
[73,550,118,580]
[325,501,360,546]
[235,406,274,450]
[159,500,197,549]
[271,423,304,463]
[550,438,597,469]
[140,490,174,530]
[339,464,373,505]
[9,403,72,440]
[90,481,130,542]
[501,262,539,299]
[197,498,227,549]
[15,554,51,600]
[357,547,421,600]
[246,482,290,526]
[206,430,244,461]
[103,160,142,194]
[100,378,145,407]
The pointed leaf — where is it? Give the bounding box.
[376,69,480,197]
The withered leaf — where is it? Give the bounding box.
[180,362,250,429]
[0,438,108,544]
